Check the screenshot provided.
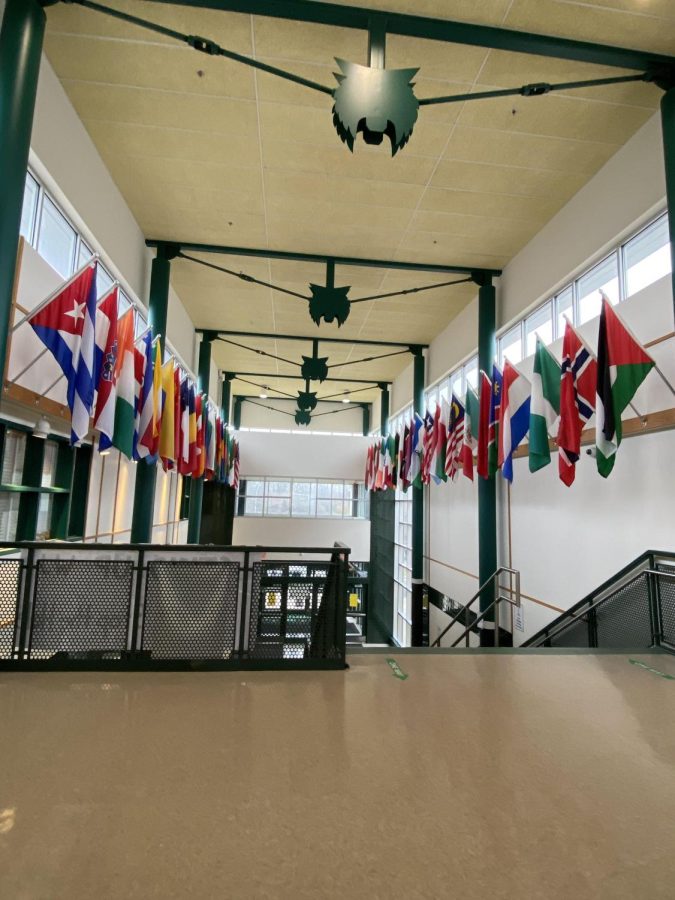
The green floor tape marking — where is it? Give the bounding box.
[629,659,675,681]
[387,658,408,680]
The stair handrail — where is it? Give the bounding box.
[431,566,520,648]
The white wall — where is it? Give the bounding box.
[232,430,370,558]
[389,110,674,645]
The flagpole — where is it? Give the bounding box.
[11,256,99,332]
[653,365,675,397]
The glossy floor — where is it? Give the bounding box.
[1,652,675,899]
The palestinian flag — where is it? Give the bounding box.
[596,297,654,478]
[529,337,561,472]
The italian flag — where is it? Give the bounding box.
[596,297,654,478]
[111,309,137,459]
[529,336,561,472]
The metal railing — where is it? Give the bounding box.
[0,541,350,670]
[524,551,675,650]
[432,566,521,648]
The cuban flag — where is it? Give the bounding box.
[29,261,98,445]
[499,359,531,483]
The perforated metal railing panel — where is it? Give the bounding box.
[0,558,22,659]
[249,560,345,661]
[547,611,591,648]
[142,561,240,659]
[594,575,655,648]
[657,565,675,646]
[29,559,134,659]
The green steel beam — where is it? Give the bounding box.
[207,329,428,350]
[233,396,242,430]
[187,334,213,543]
[226,370,389,386]
[148,239,500,277]
[477,275,498,647]
[411,348,425,648]
[130,243,175,543]
[0,0,47,395]
[361,403,370,436]
[144,0,675,73]
[221,372,234,425]
[379,383,389,435]
[661,84,675,323]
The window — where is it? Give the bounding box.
[36,195,78,278]
[237,478,368,519]
[555,286,574,339]
[449,368,463,401]
[20,173,40,244]
[394,482,412,647]
[464,356,478,392]
[1,430,26,485]
[525,300,553,356]
[623,215,671,298]
[577,253,619,325]
[499,323,523,366]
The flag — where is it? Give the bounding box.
[596,297,654,478]
[399,423,410,491]
[93,286,118,446]
[178,377,190,475]
[558,320,597,487]
[461,385,479,481]
[529,337,561,473]
[365,444,373,490]
[159,359,175,468]
[173,366,181,467]
[187,382,197,475]
[391,432,399,490]
[477,371,492,480]
[421,409,435,485]
[195,393,206,478]
[150,339,163,459]
[232,439,240,490]
[488,364,503,476]
[499,360,531,483]
[445,394,465,481]
[134,331,154,460]
[29,260,98,445]
[410,413,424,489]
[205,403,216,478]
[434,398,449,484]
[111,309,136,459]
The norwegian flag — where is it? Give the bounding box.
[29,260,98,445]
[445,393,465,480]
[558,320,597,486]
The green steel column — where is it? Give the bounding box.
[378,382,389,435]
[233,397,242,430]
[186,334,213,543]
[362,403,370,436]
[477,274,497,646]
[661,83,675,322]
[411,347,425,647]
[221,372,234,424]
[0,0,47,388]
[130,244,173,543]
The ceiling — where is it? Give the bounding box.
[42,0,673,404]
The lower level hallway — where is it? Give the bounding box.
[1,652,674,899]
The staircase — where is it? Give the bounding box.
[523,551,675,651]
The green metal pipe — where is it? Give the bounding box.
[148,239,500,277]
[0,0,46,394]
[130,246,172,543]
[661,86,675,324]
[477,276,497,646]
[411,348,425,647]
[148,1,675,73]
[186,335,212,543]
[379,384,389,435]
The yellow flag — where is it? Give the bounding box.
[151,340,162,442]
[159,359,175,462]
